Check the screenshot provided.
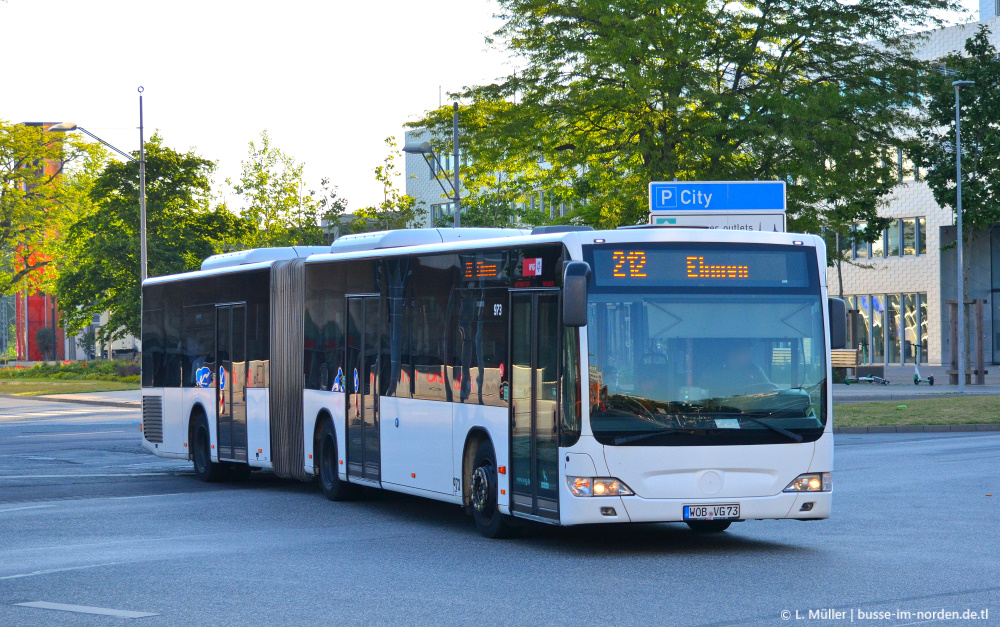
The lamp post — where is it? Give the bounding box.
[47,87,148,281]
[403,101,461,228]
[953,80,974,393]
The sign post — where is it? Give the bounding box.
[648,181,786,232]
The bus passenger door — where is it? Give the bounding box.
[509,291,560,521]
[216,304,248,462]
[230,305,247,461]
[346,296,381,482]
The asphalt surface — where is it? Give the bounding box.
[0,396,997,626]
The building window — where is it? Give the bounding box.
[919,294,928,361]
[918,217,926,254]
[854,222,869,259]
[902,218,916,255]
[871,295,885,362]
[872,227,884,258]
[886,220,900,256]
[888,294,901,362]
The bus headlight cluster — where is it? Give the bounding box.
[783,472,832,493]
[567,476,634,497]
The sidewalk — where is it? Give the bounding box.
[14,389,141,408]
[834,363,1000,402]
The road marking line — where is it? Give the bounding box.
[103,492,190,500]
[0,472,192,479]
[0,504,54,513]
[14,601,158,618]
[14,430,127,437]
[0,562,123,581]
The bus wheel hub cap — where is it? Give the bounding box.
[471,467,489,512]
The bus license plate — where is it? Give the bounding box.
[683,504,740,521]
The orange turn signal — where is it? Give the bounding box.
[501,489,506,495]
[411,473,416,478]
[498,466,506,475]
[308,454,312,459]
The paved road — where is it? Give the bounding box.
[0,397,997,626]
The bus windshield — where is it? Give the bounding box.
[585,246,827,446]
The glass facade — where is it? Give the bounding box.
[903,294,919,363]
[871,295,885,362]
[845,293,928,365]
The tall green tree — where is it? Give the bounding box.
[0,121,104,295]
[350,137,425,232]
[913,26,1000,295]
[416,101,553,228]
[229,131,347,247]
[413,0,955,233]
[57,135,247,342]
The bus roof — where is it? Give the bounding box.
[144,227,823,286]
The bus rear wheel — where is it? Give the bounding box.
[318,419,359,501]
[192,414,227,483]
[471,440,520,539]
[686,520,732,533]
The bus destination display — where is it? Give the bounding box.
[590,245,811,288]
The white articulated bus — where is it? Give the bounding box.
[141,226,844,537]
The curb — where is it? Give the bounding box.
[0,393,139,409]
[834,424,1000,434]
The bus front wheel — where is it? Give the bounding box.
[470,440,520,539]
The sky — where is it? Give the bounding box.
[2,0,982,213]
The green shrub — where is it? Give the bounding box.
[0,359,140,383]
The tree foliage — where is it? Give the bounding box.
[57,135,246,342]
[412,0,956,233]
[350,137,425,232]
[229,131,347,247]
[0,121,104,295]
[913,26,1000,260]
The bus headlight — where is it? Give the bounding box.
[783,472,832,492]
[567,476,634,497]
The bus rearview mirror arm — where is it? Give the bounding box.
[828,298,847,350]
[563,261,591,327]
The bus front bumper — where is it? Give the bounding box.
[559,491,831,525]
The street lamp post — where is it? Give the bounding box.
[452,102,460,228]
[48,87,148,281]
[138,87,147,282]
[403,101,461,228]
[953,80,974,393]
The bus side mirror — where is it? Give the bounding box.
[563,261,591,327]
[828,298,847,350]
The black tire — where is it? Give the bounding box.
[470,439,520,539]
[318,419,359,501]
[192,413,227,482]
[686,520,733,533]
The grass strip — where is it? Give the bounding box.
[834,395,1000,427]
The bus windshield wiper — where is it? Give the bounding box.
[709,406,804,443]
[611,426,680,445]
